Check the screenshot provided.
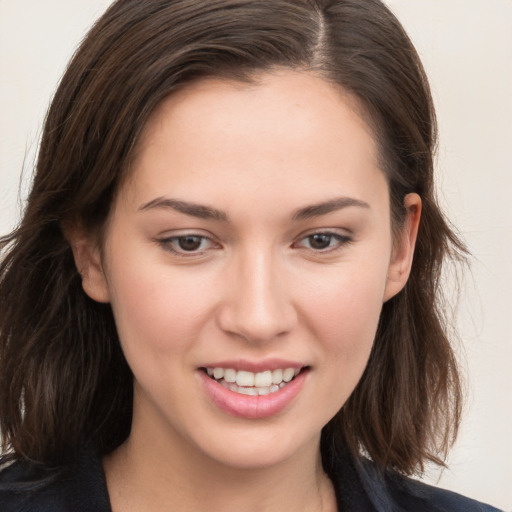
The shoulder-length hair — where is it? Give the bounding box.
[0,0,465,474]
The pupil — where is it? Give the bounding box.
[310,234,331,249]
[178,236,202,251]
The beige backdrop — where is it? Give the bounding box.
[1,1,511,509]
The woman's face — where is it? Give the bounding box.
[78,71,419,470]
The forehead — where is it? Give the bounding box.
[137,70,375,157]
[122,70,384,213]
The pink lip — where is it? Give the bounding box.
[200,358,304,372]
[198,367,308,419]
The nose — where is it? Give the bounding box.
[216,248,297,344]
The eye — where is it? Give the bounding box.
[157,234,218,256]
[295,231,352,252]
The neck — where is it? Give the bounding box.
[103,425,336,512]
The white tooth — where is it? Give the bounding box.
[271,369,283,384]
[213,367,224,380]
[283,368,295,382]
[258,386,270,396]
[294,368,301,376]
[239,387,258,396]
[220,380,229,389]
[236,370,255,387]
[207,368,214,377]
[279,382,286,388]
[254,370,272,387]
[228,383,239,392]
[224,368,236,383]
[269,384,279,393]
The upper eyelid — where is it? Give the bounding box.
[158,227,214,237]
[156,235,220,258]
[294,227,352,240]
[156,228,351,241]
[158,230,220,244]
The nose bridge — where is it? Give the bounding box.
[218,243,296,343]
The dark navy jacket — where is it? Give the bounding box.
[0,447,503,511]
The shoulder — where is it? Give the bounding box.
[355,455,503,512]
[325,446,502,512]
[0,449,111,512]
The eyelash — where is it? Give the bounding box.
[293,231,353,252]
[157,234,218,257]
[157,231,352,257]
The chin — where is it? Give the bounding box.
[194,425,321,472]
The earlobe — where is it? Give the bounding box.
[383,193,422,302]
[65,224,111,303]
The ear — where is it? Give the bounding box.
[383,193,421,302]
[64,223,111,303]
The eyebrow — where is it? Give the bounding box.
[292,197,370,220]
[139,195,370,222]
[139,197,229,222]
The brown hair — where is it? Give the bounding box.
[0,0,465,474]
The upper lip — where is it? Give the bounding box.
[199,358,306,373]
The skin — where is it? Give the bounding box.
[71,70,421,512]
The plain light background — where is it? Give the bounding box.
[1,1,511,510]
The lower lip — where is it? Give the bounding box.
[199,369,308,419]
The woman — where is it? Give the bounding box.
[0,0,502,510]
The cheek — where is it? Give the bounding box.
[297,258,388,367]
[105,256,217,360]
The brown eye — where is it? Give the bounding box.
[158,234,216,256]
[177,235,203,251]
[308,234,333,250]
[295,231,352,253]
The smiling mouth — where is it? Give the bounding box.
[202,367,306,396]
